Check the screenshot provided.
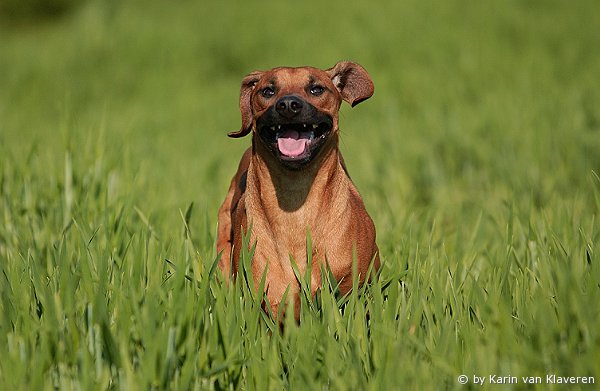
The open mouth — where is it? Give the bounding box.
[258,120,333,167]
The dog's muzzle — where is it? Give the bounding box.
[257,95,333,169]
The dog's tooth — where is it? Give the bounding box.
[277,125,281,130]
[270,126,276,131]
[303,123,307,128]
[312,124,318,129]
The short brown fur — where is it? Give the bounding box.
[217,62,379,319]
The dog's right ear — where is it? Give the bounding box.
[228,71,263,138]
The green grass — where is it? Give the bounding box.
[1,0,599,389]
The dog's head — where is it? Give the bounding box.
[228,61,374,169]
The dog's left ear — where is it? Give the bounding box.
[228,71,263,138]
[326,61,374,107]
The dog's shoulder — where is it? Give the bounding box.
[231,148,251,213]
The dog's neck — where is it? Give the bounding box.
[248,135,350,220]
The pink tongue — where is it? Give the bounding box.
[277,129,309,157]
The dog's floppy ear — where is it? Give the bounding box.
[228,71,263,138]
[326,61,374,107]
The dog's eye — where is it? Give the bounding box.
[309,85,325,96]
[261,87,275,98]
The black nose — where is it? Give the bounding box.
[275,95,304,118]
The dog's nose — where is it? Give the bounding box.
[275,96,304,118]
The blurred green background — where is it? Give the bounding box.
[1,0,599,388]
[2,0,598,224]
[0,0,600,217]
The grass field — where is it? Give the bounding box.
[1,0,599,389]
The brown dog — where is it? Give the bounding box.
[217,61,380,318]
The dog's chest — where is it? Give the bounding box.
[251,202,349,272]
